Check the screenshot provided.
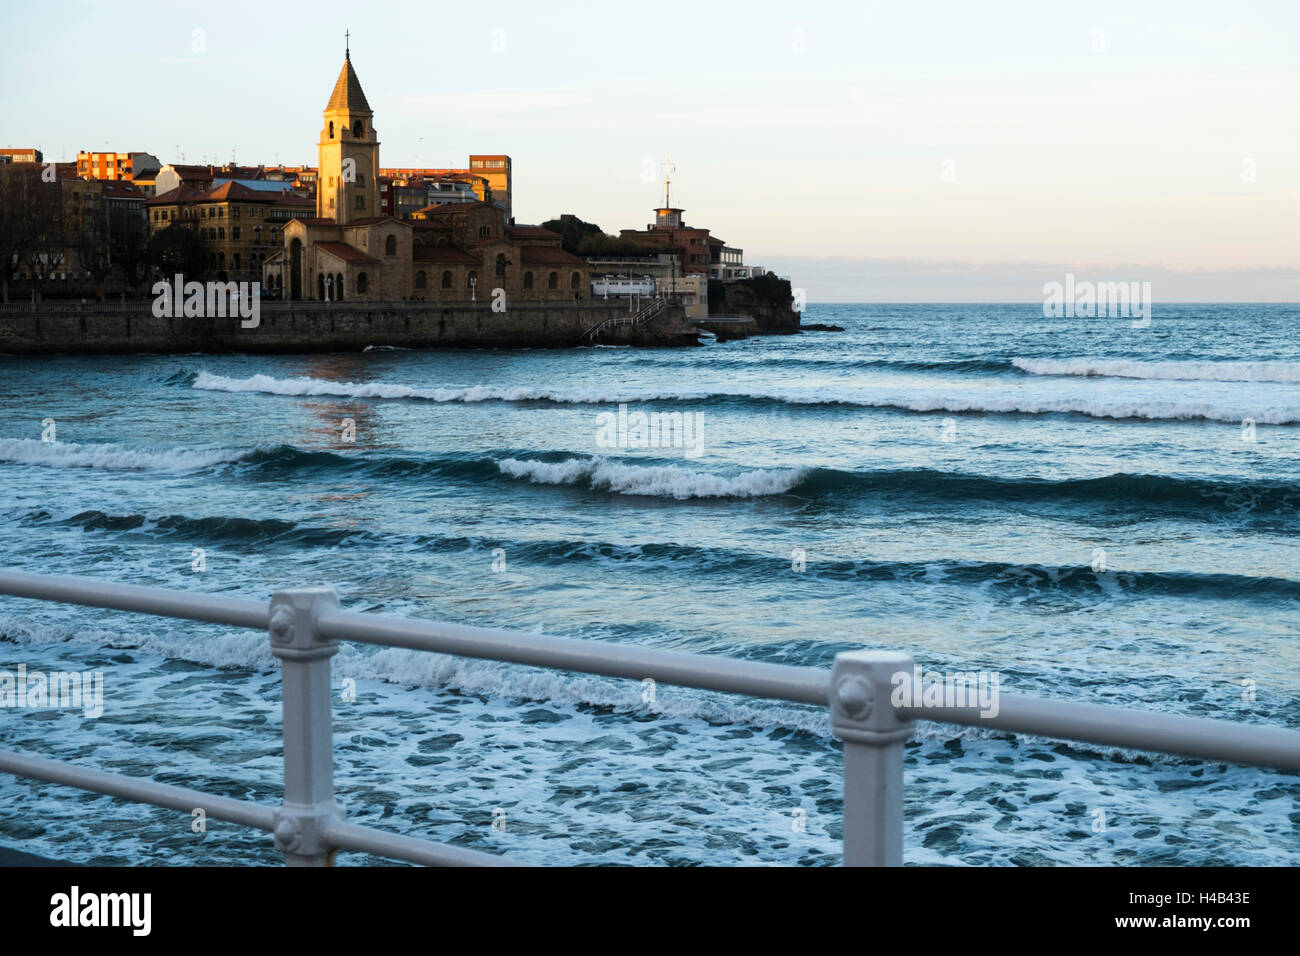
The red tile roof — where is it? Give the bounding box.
[507,225,561,241]
[146,181,310,206]
[520,246,587,266]
[102,181,145,200]
[413,245,478,264]
[314,241,377,263]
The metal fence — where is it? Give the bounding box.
[1,568,1297,866]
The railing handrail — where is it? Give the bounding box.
[1,568,1298,867]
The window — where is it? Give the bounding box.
[329,198,335,209]
[415,270,426,289]
[356,196,365,209]
[254,226,262,242]
[478,225,491,238]
[233,253,241,271]
[218,227,224,239]
[523,271,533,290]
[353,120,363,138]
[570,272,580,290]
[357,174,365,187]
[329,122,335,138]
[385,234,396,255]
[548,272,558,290]
[441,271,452,289]
[233,227,240,240]
[356,272,368,294]
[495,253,506,277]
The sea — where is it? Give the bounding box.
[1,302,1297,866]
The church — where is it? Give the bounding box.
[266,49,589,304]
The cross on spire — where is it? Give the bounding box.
[345,30,350,60]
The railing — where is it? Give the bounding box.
[584,297,668,341]
[0,568,1298,867]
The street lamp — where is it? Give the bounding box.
[470,275,477,303]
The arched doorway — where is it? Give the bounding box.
[289,239,303,301]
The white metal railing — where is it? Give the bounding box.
[1,568,1298,866]
[584,297,667,341]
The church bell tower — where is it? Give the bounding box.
[317,39,380,225]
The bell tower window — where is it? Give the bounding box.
[329,121,334,139]
[353,120,363,138]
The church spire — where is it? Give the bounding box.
[325,44,371,114]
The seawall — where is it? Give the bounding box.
[0,301,700,354]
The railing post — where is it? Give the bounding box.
[268,587,343,866]
[830,650,915,866]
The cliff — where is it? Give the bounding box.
[709,275,801,334]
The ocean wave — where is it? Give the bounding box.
[31,500,1300,603]
[192,370,716,404]
[191,370,1300,423]
[1013,357,1300,384]
[0,438,250,472]
[497,456,806,499]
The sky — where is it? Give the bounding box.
[2,0,1297,301]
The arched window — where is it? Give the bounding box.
[523,271,533,290]
[233,253,241,271]
[356,272,368,294]
[336,273,343,301]
[329,121,335,139]
[495,253,507,277]
[218,252,225,268]
[441,271,452,289]
[467,270,477,289]
[254,226,262,242]
[353,120,363,138]
[570,272,580,290]
[385,234,396,256]
[547,272,558,290]
[415,270,427,289]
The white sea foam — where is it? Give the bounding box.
[192,370,708,404]
[192,371,1300,423]
[1014,357,1300,384]
[497,456,806,499]
[0,438,248,472]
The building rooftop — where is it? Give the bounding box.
[314,241,377,263]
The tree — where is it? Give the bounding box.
[0,165,43,303]
[19,174,67,301]
[65,183,113,300]
[109,201,150,294]
[146,222,207,281]
[541,214,604,255]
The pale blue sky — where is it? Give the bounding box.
[3,0,1297,300]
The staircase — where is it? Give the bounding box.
[583,297,667,341]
